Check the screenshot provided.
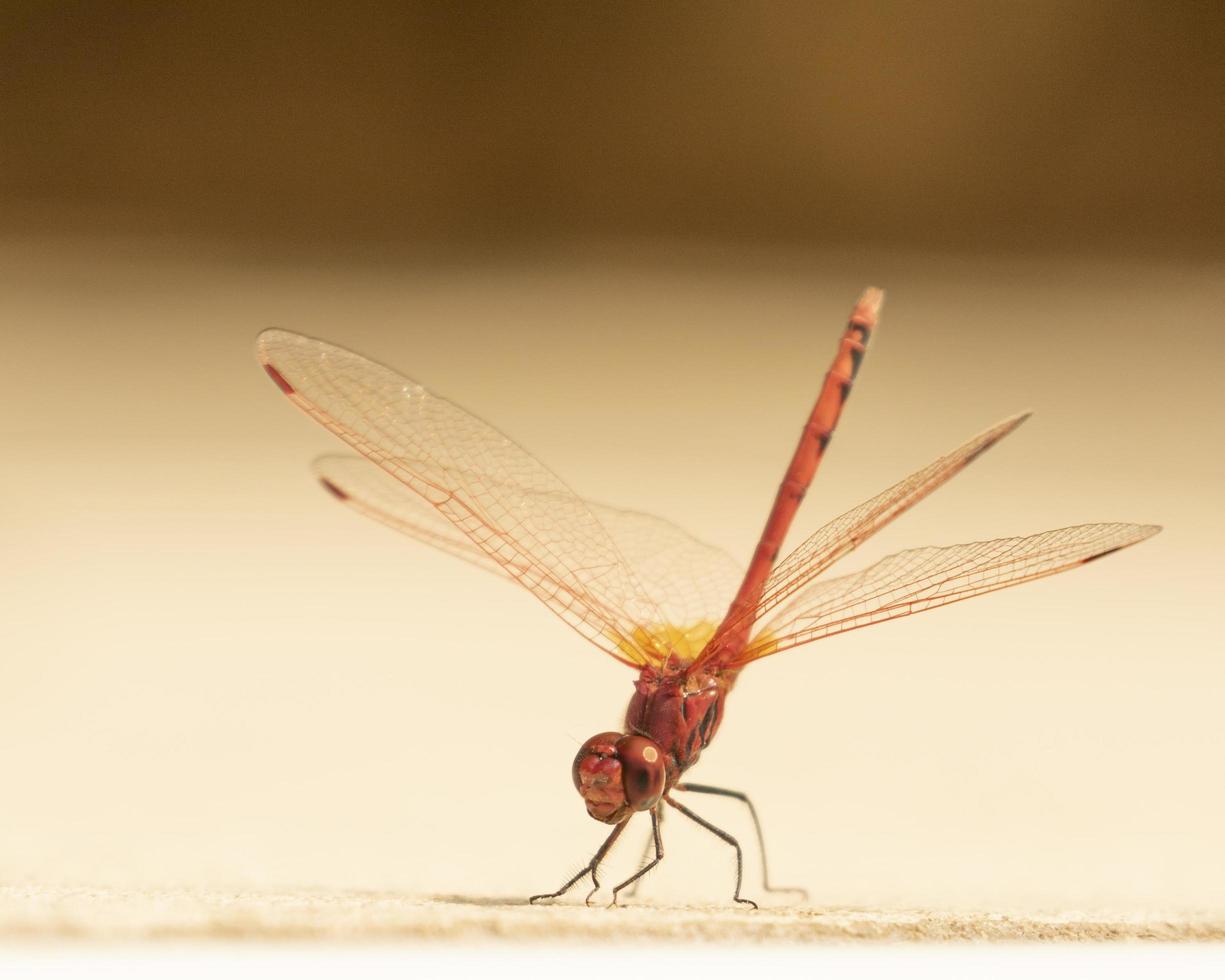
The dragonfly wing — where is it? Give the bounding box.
[736,522,1160,662]
[259,329,670,668]
[697,412,1031,667]
[313,455,515,579]
[314,453,744,636]
[585,502,743,639]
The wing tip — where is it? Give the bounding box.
[254,327,295,358]
[1000,409,1033,432]
[255,329,303,394]
[1082,522,1162,563]
[311,453,357,472]
[962,411,1030,464]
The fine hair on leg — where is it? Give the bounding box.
[528,818,629,906]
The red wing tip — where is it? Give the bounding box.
[263,362,296,395]
[319,477,350,501]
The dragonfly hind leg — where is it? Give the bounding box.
[674,782,807,899]
[528,818,629,906]
[664,795,758,909]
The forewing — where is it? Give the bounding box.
[314,453,744,636]
[698,412,1031,666]
[736,522,1160,662]
[259,329,670,667]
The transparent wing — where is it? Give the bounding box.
[314,453,743,636]
[735,522,1160,663]
[259,329,676,668]
[580,504,743,640]
[314,455,512,579]
[698,412,1031,666]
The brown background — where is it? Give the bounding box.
[1,3,1222,915]
[3,1,1223,255]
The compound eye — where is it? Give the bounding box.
[571,732,622,791]
[615,735,666,810]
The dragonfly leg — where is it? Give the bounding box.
[622,802,665,899]
[674,783,807,899]
[664,795,758,909]
[609,807,663,907]
[528,818,629,906]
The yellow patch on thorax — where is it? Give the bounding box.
[615,621,719,666]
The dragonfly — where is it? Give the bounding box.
[257,288,1158,908]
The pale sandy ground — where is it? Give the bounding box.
[1,887,1222,943]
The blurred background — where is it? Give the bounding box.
[4,1,1224,254]
[1,2,1222,914]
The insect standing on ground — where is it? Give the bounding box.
[257,288,1158,908]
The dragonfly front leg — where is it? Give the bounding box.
[664,796,758,909]
[609,808,663,906]
[622,802,665,899]
[529,818,629,906]
[674,782,807,898]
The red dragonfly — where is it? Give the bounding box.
[258,289,1158,908]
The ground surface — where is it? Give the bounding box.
[1,887,1221,943]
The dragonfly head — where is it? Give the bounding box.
[572,731,666,824]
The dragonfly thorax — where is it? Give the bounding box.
[572,732,666,824]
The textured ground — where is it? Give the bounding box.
[1,887,1221,943]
